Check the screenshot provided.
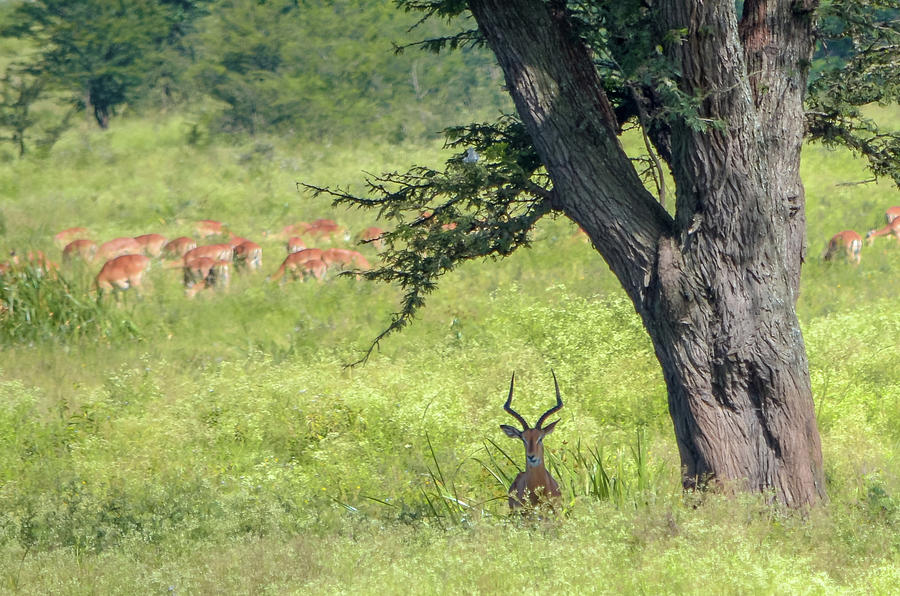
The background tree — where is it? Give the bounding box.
[1,0,209,129]
[313,0,900,507]
[189,0,510,141]
[0,64,75,158]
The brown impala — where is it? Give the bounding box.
[194,219,228,238]
[355,226,385,250]
[823,230,862,265]
[183,243,233,264]
[53,227,90,248]
[96,237,143,261]
[885,206,900,224]
[286,236,307,254]
[62,239,98,262]
[865,218,900,245]
[233,240,262,271]
[162,236,197,259]
[95,255,151,296]
[500,371,564,509]
[268,251,327,282]
[134,234,168,258]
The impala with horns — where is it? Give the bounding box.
[500,371,564,509]
[823,230,862,265]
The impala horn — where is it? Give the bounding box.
[503,372,530,430]
[535,369,564,430]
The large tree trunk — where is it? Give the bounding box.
[468,0,826,505]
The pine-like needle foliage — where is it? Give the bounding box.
[807,0,900,184]
[304,117,556,364]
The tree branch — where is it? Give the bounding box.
[467,0,672,305]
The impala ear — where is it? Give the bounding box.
[541,419,560,435]
[500,424,522,439]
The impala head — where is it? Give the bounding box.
[500,371,563,468]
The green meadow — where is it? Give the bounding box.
[0,112,898,594]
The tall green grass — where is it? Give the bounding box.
[0,264,141,344]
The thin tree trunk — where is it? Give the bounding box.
[468,0,826,505]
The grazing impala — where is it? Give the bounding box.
[355,226,385,250]
[233,240,262,271]
[500,371,564,509]
[62,239,97,262]
[183,256,216,295]
[286,236,307,254]
[8,250,58,276]
[268,252,327,283]
[823,230,862,264]
[183,257,230,297]
[865,218,900,245]
[95,254,151,296]
[321,248,370,271]
[134,234,168,258]
[97,237,143,261]
[194,219,228,238]
[885,206,900,224]
[183,243,233,264]
[301,219,350,243]
[162,236,197,259]
[53,227,90,248]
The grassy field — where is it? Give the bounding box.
[0,113,898,594]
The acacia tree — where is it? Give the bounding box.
[311,0,899,506]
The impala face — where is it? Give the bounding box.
[501,424,559,467]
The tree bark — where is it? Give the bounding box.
[468,0,826,505]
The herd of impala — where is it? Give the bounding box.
[0,218,384,298]
[824,205,900,265]
[5,206,898,511]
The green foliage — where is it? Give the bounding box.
[188,0,509,140]
[0,265,140,344]
[0,0,209,129]
[807,0,900,185]
[307,116,554,362]
[0,65,66,158]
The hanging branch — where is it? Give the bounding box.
[301,116,557,365]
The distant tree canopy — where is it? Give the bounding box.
[188,0,510,140]
[0,0,894,150]
[0,0,510,146]
[0,0,209,130]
